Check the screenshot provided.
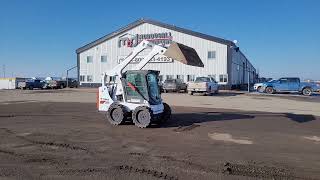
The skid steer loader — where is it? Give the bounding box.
[97,40,204,128]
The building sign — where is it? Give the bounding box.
[117,55,173,64]
[118,32,173,48]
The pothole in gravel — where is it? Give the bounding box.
[208,133,253,144]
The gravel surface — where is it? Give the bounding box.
[0,89,320,179]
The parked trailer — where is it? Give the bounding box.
[0,78,27,89]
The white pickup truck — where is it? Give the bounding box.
[187,77,219,95]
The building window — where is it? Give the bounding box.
[87,56,93,63]
[176,75,184,80]
[208,75,216,81]
[79,75,85,82]
[208,51,216,59]
[219,74,228,82]
[87,75,93,82]
[166,75,174,80]
[101,55,107,63]
[237,65,240,71]
[187,75,195,82]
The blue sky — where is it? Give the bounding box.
[0,0,319,79]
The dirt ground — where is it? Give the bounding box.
[0,90,320,179]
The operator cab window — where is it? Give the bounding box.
[124,73,148,104]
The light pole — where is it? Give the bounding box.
[66,66,77,88]
[248,69,250,92]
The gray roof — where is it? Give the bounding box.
[76,18,235,54]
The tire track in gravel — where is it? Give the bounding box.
[0,128,87,152]
[127,152,303,179]
[0,114,93,119]
[58,166,178,180]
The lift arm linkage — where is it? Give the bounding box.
[101,40,166,85]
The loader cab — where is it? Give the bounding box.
[122,70,162,105]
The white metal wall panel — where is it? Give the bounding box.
[0,78,16,89]
[79,23,230,85]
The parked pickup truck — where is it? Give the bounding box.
[254,80,276,92]
[44,77,67,89]
[261,77,317,96]
[18,79,45,90]
[187,77,219,95]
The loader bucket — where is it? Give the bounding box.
[164,42,204,67]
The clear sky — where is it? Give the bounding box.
[0,0,319,79]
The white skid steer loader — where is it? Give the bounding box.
[97,40,204,128]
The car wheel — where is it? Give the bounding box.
[188,91,193,95]
[302,87,312,96]
[265,87,274,94]
[29,86,33,90]
[257,86,262,93]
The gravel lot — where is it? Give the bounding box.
[0,89,320,179]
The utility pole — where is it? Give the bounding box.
[2,64,5,78]
[66,65,77,88]
[248,70,250,92]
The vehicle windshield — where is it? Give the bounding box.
[147,73,161,105]
[125,73,149,104]
[195,77,210,83]
[268,80,276,83]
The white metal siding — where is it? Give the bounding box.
[79,23,235,85]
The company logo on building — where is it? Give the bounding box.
[118,32,173,48]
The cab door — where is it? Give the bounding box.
[275,78,289,91]
[288,78,300,91]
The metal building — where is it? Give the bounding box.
[76,18,257,89]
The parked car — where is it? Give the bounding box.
[44,77,68,89]
[163,79,187,93]
[254,79,277,92]
[187,76,219,95]
[261,77,317,96]
[18,79,45,90]
[158,81,164,92]
[67,78,78,88]
[316,83,320,92]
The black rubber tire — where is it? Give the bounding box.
[302,87,312,96]
[257,86,262,93]
[29,86,33,90]
[106,103,126,126]
[161,103,171,124]
[265,87,274,94]
[132,106,152,128]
